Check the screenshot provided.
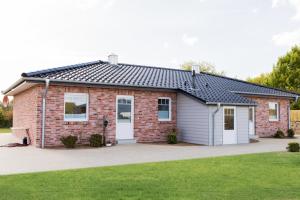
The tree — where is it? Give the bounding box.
[180,61,225,75]
[247,46,300,109]
[0,99,13,128]
[246,73,273,86]
[270,46,300,93]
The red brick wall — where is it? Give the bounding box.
[39,85,177,147]
[12,86,42,146]
[246,96,290,137]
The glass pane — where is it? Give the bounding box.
[269,103,278,120]
[65,94,87,120]
[118,99,131,123]
[224,108,234,130]
[249,108,253,122]
[158,98,170,119]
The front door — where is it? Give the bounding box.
[116,95,134,140]
[249,107,255,136]
[223,107,237,144]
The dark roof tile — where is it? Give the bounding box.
[21,60,298,105]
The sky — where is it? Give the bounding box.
[1,0,300,98]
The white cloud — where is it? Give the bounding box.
[170,58,179,65]
[272,0,283,8]
[272,28,300,46]
[163,42,169,49]
[103,0,116,10]
[182,34,199,46]
[272,0,300,20]
[252,8,259,13]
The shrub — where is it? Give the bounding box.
[287,129,295,138]
[60,135,78,148]
[287,142,300,152]
[89,134,103,147]
[274,129,285,138]
[167,128,177,144]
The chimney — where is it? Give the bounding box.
[191,64,199,89]
[108,53,118,65]
[192,64,200,75]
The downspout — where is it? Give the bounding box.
[41,79,50,149]
[212,103,221,146]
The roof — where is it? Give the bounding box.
[4,60,298,105]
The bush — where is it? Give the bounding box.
[167,128,177,144]
[274,129,285,138]
[89,134,103,147]
[287,142,300,152]
[60,135,78,148]
[287,129,295,138]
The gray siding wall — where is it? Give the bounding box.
[236,107,250,143]
[177,93,209,145]
[208,105,250,145]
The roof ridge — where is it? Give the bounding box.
[21,60,102,77]
[112,61,190,73]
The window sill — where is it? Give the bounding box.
[269,119,279,122]
[64,121,89,125]
[158,119,172,122]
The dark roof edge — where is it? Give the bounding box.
[3,77,179,95]
[232,91,297,99]
[201,71,300,97]
[21,60,102,77]
[176,89,207,104]
[206,102,257,106]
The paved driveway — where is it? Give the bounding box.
[1,133,299,175]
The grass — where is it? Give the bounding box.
[1,152,300,200]
[0,128,11,133]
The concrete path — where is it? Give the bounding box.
[1,133,299,175]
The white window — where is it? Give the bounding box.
[158,97,171,121]
[269,102,279,121]
[64,93,89,121]
[224,107,235,130]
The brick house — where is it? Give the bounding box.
[2,54,298,148]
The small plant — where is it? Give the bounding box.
[89,134,103,147]
[274,129,285,138]
[167,128,177,144]
[287,142,300,152]
[287,129,295,138]
[60,135,78,148]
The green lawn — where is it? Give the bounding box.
[0,128,11,133]
[1,153,300,200]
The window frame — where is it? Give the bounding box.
[64,93,89,122]
[223,106,236,131]
[268,102,279,122]
[158,97,172,121]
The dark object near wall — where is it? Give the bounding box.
[287,142,300,152]
[23,137,28,145]
[89,134,103,147]
[60,135,78,148]
[274,129,285,138]
[287,129,295,138]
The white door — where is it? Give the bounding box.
[223,107,237,144]
[116,95,134,140]
[249,107,255,136]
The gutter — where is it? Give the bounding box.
[41,79,50,149]
[212,103,221,146]
[1,78,25,95]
